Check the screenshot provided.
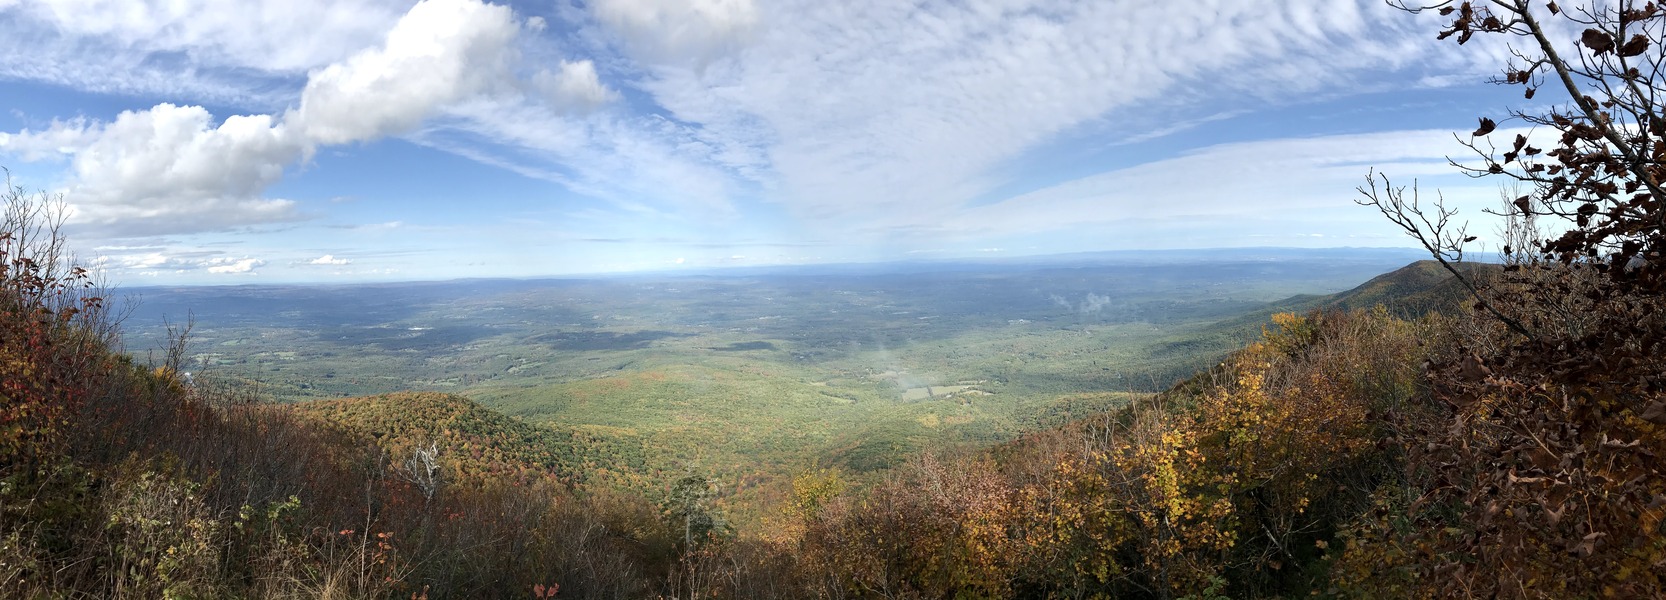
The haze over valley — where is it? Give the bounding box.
[117,248,1419,505]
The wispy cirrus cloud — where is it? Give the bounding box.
[582,0,1507,231]
[927,127,1544,250]
[0,0,405,106]
[418,100,742,219]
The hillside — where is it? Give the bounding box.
[1323,259,1493,317]
[773,249,1666,598]
[3,328,665,596]
[293,392,647,487]
[1134,259,1481,382]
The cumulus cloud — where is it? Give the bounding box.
[205,257,265,273]
[289,0,522,146]
[308,254,352,265]
[531,61,620,111]
[0,104,303,235]
[0,0,615,238]
[591,0,758,64]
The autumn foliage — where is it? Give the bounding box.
[0,184,110,468]
[0,183,667,598]
[780,287,1660,599]
[780,308,1440,599]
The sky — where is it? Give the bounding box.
[0,0,1561,284]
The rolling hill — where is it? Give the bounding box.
[293,391,648,488]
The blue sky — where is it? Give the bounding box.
[0,0,1551,284]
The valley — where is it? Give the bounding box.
[116,248,1422,515]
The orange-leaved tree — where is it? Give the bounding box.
[0,175,112,469]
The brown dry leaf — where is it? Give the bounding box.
[1583,29,1615,55]
[1638,401,1666,424]
[1473,117,1498,137]
[1620,34,1651,57]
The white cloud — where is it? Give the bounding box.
[95,251,267,275]
[0,117,99,160]
[205,257,265,273]
[1,104,304,235]
[0,0,1550,263]
[289,0,523,146]
[423,102,739,217]
[591,0,758,65]
[563,0,1527,239]
[5,0,401,72]
[937,127,1538,241]
[308,254,352,265]
[531,60,620,111]
[0,0,405,104]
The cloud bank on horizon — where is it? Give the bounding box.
[0,0,1542,283]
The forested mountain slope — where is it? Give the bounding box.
[1322,260,1491,318]
[7,229,1659,599]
